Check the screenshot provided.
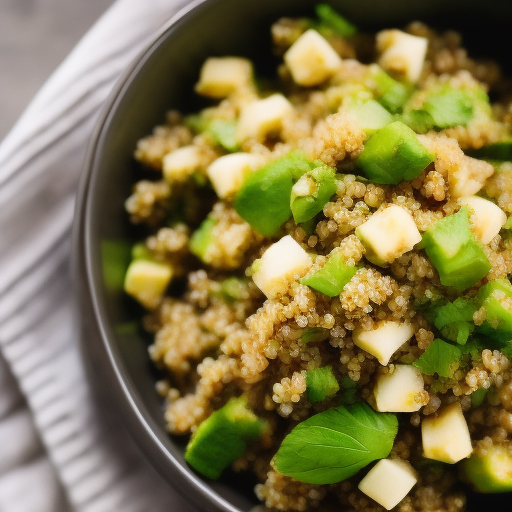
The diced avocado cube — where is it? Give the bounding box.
[347,99,393,134]
[357,121,435,185]
[219,277,249,302]
[300,327,330,345]
[234,151,317,236]
[101,240,132,293]
[421,402,473,464]
[208,119,240,152]
[306,366,340,403]
[369,66,413,113]
[428,297,477,345]
[190,217,217,262]
[123,259,173,310]
[314,4,358,37]
[131,242,152,261]
[470,388,487,408]
[185,397,266,480]
[476,279,512,336]
[422,207,491,290]
[300,248,359,297]
[290,163,336,223]
[462,445,512,493]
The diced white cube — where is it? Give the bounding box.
[353,321,414,365]
[124,260,173,310]
[449,155,494,198]
[206,153,262,198]
[252,235,312,299]
[422,402,473,464]
[374,365,425,412]
[355,205,422,266]
[377,29,428,83]
[284,29,343,86]
[195,57,253,98]
[162,146,203,182]
[358,458,418,510]
[236,94,294,143]
[458,195,507,244]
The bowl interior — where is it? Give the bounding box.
[80,0,512,510]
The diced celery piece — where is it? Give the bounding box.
[476,279,512,336]
[314,4,357,37]
[371,67,413,113]
[301,327,330,344]
[347,99,393,134]
[357,121,435,185]
[306,366,340,403]
[422,207,491,291]
[290,163,336,223]
[300,249,359,297]
[185,397,266,479]
[234,151,317,236]
[468,141,512,161]
[190,217,217,261]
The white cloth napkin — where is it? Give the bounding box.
[0,1,198,510]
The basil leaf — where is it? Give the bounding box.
[274,403,398,484]
[413,338,461,378]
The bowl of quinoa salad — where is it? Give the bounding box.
[76,0,512,511]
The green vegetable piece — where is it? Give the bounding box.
[306,366,340,403]
[470,388,487,408]
[315,4,357,37]
[357,121,435,185]
[347,99,393,134]
[413,338,461,378]
[234,151,317,236]
[184,113,209,133]
[422,207,491,291]
[468,141,512,161]
[339,376,358,404]
[290,164,337,223]
[131,242,152,261]
[185,397,266,480]
[274,403,398,484]
[190,217,217,261]
[476,279,512,336]
[301,327,330,344]
[462,445,512,493]
[208,119,240,152]
[371,67,413,113]
[219,277,249,302]
[428,297,477,345]
[300,248,359,297]
[101,240,132,293]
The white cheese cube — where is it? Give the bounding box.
[236,94,294,143]
[162,146,203,183]
[422,402,473,464]
[374,365,425,412]
[252,235,312,299]
[458,196,507,244]
[284,29,343,86]
[206,153,262,198]
[377,29,428,83]
[358,458,418,510]
[355,205,422,266]
[124,260,173,310]
[353,321,414,366]
[449,155,494,198]
[195,57,253,98]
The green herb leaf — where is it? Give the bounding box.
[413,338,462,378]
[300,327,330,345]
[314,4,358,37]
[274,403,398,484]
[428,297,477,345]
[306,366,340,403]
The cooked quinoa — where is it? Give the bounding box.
[123,7,512,512]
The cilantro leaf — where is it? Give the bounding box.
[413,338,461,378]
[274,403,398,484]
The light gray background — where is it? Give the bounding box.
[0,0,114,141]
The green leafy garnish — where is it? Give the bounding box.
[306,366,340,403]
[413,338,462,378]
[314,4,358,37]
[428,297,477,345]
[274,403,398,484]
[300,327,330,344]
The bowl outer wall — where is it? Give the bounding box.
[76,0,512,511]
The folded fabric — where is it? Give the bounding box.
[0,0,198,510]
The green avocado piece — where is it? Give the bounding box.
[189,217,217,261]
[357,121,435,185]
[306,366,340,403]
[300,249,359,297]
[475,279,512,338]
[422,207,491,291]
[462,445,512,493]
[347,99,393,134]
[234,151,318,236]
[185,397,266,480]
[370,67,414,113]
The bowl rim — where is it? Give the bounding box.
[75,0,249,511]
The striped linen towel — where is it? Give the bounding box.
[0,0,198,510]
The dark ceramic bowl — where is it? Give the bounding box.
[74,0,512,511]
